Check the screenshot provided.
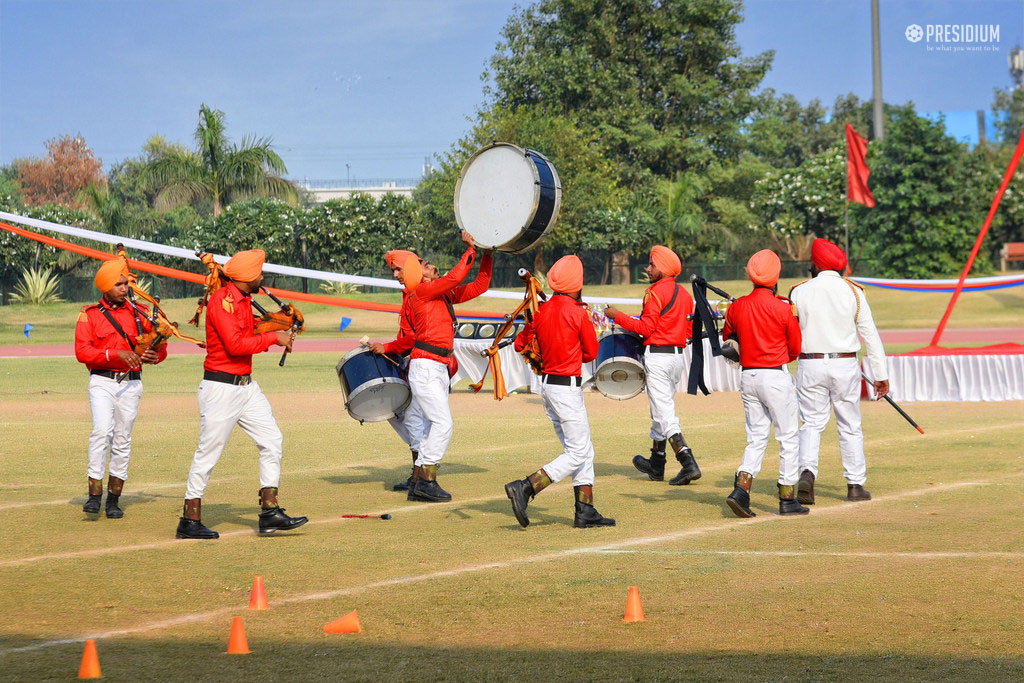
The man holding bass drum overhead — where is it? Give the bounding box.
[397,231,492,503]
[603,245,701,486]
[504,255,615,529]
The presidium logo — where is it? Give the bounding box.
[905,23,1001,52]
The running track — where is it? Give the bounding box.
[2,327,1023,358]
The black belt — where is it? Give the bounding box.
[204,370,252,386]
[647,344,687,354]
[741,366,784,371]
[542,374,582,387]
[91,369,140,381]
[800,352,857,359]
[414,341,454,358]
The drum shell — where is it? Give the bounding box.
[593,331,646,400]
[454,142,562,255]
[335,348,411,423]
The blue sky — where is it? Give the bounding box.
[1,0,1021,183]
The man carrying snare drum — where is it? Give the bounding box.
[604,245,701,486]
[369,250,438,492]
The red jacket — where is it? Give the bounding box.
[514,293,598,377]
[722,287,802,368]
[383,290,415,356]
[75,299,168,372]
[611,277,692,346]
[204,282,278,374]
[408,249,492,369]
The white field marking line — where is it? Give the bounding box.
[0,479,986,656]
[581,549,1024,560]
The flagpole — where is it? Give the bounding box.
[844,153,850,258]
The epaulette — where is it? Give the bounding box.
[775,295,794,304]
[77,304,95,323]
[844,277,864,291]
[787,280,809,298]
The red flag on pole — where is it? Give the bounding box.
[845,123,875,207]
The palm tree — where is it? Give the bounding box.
[140,104,298,217]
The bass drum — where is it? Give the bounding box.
[335,348,411,424]
[454,142,562,254]
[593,330,646,400]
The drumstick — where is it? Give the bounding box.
[342,513,392,520]
[360,335,401,367]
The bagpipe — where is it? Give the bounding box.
[191,251,305,366]
[113,244,205,383]
[470,268,546,400]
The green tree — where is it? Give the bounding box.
[140,105,297,217]
[485,0,772,183]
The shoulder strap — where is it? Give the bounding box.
[842,279,862,323]
[660,284,681,315]
[97,302,134,346]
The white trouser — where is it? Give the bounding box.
[796,357,866,485]
[387,393,426,452]
[738,368,800,485]
[87,374,143,481]
[539,380,596,487]
[407,359,453,467]
[643,350,684,441]
[185,379,283,500]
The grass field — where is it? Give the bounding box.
[1,343,1023,681]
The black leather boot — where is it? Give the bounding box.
[797,470,815,505]
[778,483,809,515]
[667,434,701,485]
[393,450,418,491]
[726,472,756,518]
[572,485,615,528]
[258,507,309,534]
[504,478,534,528]
[408,465,452,502]
[632,440,667,481]
[83,477,102,513]
[105,475,125,518]
[847,484,872,501]
[176,499,219,539]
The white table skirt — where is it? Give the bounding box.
[452,338,741,394]
[873,354,1024,402]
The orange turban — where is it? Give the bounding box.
[811,239,847,272]
[650,245,681,278]
[223,249,266,282]
[746,249,781,287]
[94,259,126,293]
[386,249,418,269]
[402,254,423,292]
[547,254,584,293]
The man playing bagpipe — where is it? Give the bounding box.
[721,250,807,518]
[176,249,308,539]
[504,255,615,529]
[75,259,168,518]
[368,249,438,491]
[603,245,701,486]
[399,231,492,502]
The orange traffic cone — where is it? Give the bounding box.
[77,639,102,678]
[323,610,362,634]
[248,576,269,610]
[227,616,250,654]
[623,585,645,623]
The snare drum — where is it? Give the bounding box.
[593,330,646,400]
[335,348,411,424]
[454,142,562,254]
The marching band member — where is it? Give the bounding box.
[790,238,889,504]
[721,250,806,517]
[176,249,307,539]
[603,245,701,486]
[402,232,492,502]
[504,255,615,528]
[75,259,167,518]
[368,249,436,491]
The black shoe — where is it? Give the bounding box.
[573,502,616,528]
[779,498,810,515]
[104,494,124,519]
[82,494,102,514]
[258,507,309,534]
[632,451,666,481]
[847,484,872,501]
[797,470,815,505]
[176,517,219,539]
[668,448,702,486]
[726,487,756,518]
[504,479,533,528]
[392,469,415,492]
[407,479,452,502]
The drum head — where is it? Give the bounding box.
[594,357,646,401]
[455,143,539,250]
[347,379,411,423]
